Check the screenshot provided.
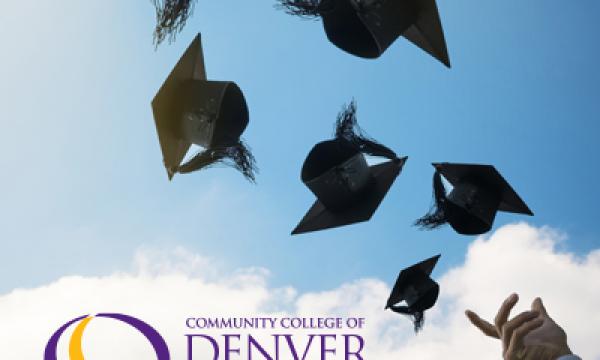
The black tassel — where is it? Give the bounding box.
[335,101,398,161]
[412,311,425,333]
[276,0,329,18]
[176,140,258,182]
[415,171,449,229]
[390,306,425,333]
[152,0,197,46]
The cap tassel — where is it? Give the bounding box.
[415,171,449,229]
[411,311,425,333]
[152,0,197,46]
[335,101,399,161]
[390,306,425,333]
[176,140,258,182]
[276,0,332,18]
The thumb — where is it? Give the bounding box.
[531,297,549,318]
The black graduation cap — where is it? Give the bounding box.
[416,163,533,235]
[151,34,257,182]
[277,0,450,67]
[385,254,441,332]
[292,101,407,235]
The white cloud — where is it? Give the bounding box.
[0,223,598,359]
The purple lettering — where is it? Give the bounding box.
[343,335,364,360]
[320,335,336,360]
[186,334,219,360]
[248,335,275,360]
[277,334,314,360]
[224,334,241,360]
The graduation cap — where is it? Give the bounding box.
[151,34,257,182]
[385,254,441,332]
[415,163,533,235]
[277,0,450,67]
[292,101,407,235]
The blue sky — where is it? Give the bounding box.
[1,0,599,294]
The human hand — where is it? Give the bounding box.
[465,294,573,360]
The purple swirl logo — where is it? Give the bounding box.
[44,313,170,360]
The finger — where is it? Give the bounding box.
[465,310,499,338]
[495,293,519,334]
[501,311,539,353]
[531,297,549,318]
[505,318,544,357]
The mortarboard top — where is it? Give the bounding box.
[385,254,440,309]
[416,162,533,235]
[323,0,451,66]
[385,254,441,332]
[278,0,450,67]
[292,152,407,235]
[151,34,255,181]
[292,101,406,235]
[433,163,533,216]
[152,34,206,179]
[292,101,407,235]
[401,0,451,67]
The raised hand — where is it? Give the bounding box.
[465,294,573,360]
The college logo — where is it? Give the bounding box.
[44,313,170,360]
